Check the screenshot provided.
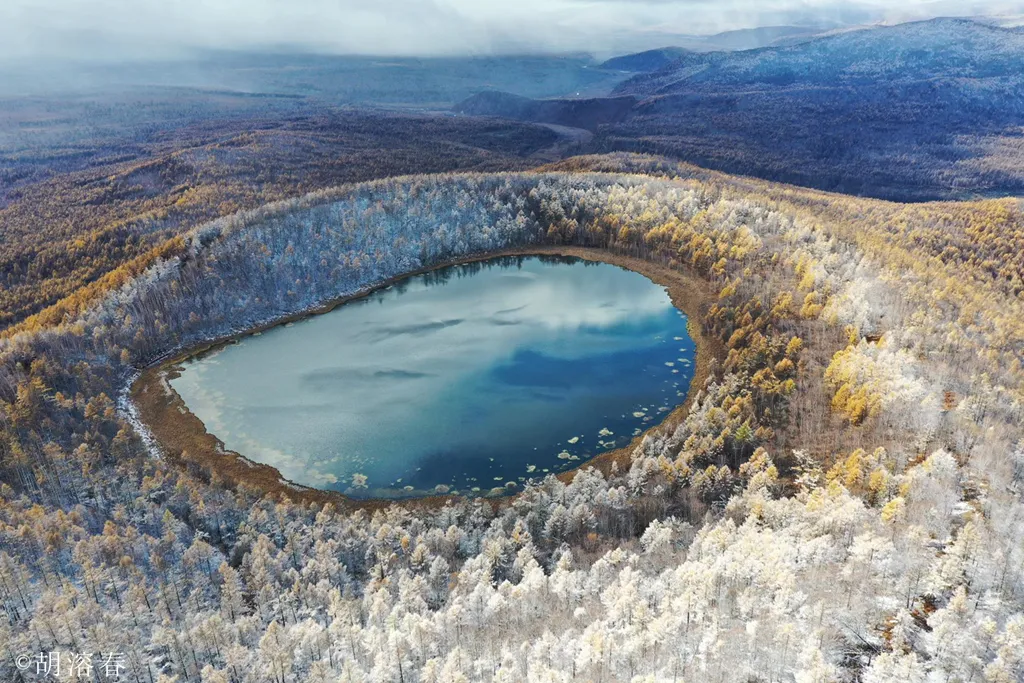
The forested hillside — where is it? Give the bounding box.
[603,19,1024,201]
[0,154,1022,681]
[455,19,1024,202]
[454,92,637,131]
[0,108,564,331]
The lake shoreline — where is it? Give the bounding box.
[130,245,722,511]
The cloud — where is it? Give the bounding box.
[0,0,1020,63]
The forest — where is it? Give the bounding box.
[0,151,1022,681]
[0,105,566,330]
[10,14,1024,344]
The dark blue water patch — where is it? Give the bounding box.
[492,343,673,390]
[169,255,697,499]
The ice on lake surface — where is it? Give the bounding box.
[170,255,697,498]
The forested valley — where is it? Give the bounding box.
[0,152,1022,681]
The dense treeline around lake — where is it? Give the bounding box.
[1,154,1023,681]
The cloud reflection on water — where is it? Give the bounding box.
[170,256,695,497]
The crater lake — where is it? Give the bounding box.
[168,255,696,498]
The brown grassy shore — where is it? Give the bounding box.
[130,245,722,512]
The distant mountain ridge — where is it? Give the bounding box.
[598,25,836,70]
[614,18,1024,96]
[599,48,691,73]
[456,18,1024,201]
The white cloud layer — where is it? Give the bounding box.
[1,0,1022,62]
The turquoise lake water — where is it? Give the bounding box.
[169,255,696,498]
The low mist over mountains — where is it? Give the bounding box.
[10,0,1023,63]
[6,16,1024,207]
[597,25,843,71]
[614,18,1024,94]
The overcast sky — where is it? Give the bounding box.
[1,0,1022,62]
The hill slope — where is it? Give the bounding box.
[596,18,1024,200]
[0,107,563,329]
[598,25,832,69]
[451,20,1024,201]
[454,91,636,131]
[599,47,691,73]
[614,18,1024,95]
